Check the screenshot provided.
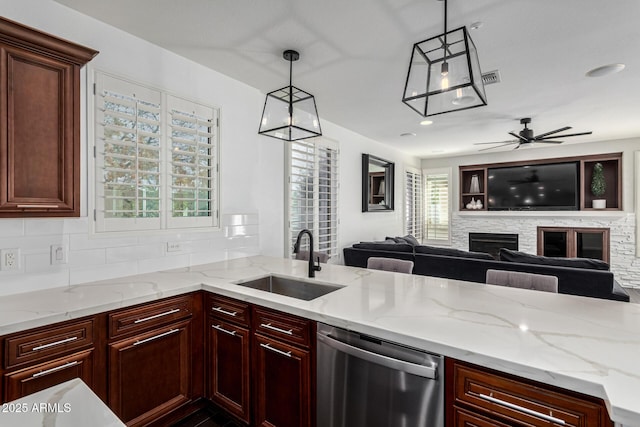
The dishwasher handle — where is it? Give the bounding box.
[317,332,437,379]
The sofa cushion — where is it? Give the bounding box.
[386,235,420,246]
[499,248,610,271]
[414,245,494,260]
[352,242,414,252]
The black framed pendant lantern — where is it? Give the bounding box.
[402,0,487,117]
[259,49,322,141]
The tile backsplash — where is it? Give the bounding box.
[0,213,259,297]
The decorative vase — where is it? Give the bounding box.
[469,175,480,193]
[592,199,606,209]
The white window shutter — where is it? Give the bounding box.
[424,169,451,243]
[166,95,219,229]
[288,139,339,259]
[405,167,424,242]
[95,74,162,232]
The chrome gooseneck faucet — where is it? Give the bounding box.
[293,229,322,278]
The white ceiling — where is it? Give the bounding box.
[56,0,640,158]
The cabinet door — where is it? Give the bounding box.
[108,320,191,426]
[254,334,311,427]
[208,318,250,424]
[4,349,93,402]
[0,44,79,216]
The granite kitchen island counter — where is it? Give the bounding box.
[0,255,638,426]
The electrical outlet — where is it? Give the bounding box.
[0,248,20,271]
[167,242,182,252]
[50,244,68,265]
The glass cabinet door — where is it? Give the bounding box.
[537,227,610,263]
[541,231,568,258]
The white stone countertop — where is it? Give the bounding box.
[0,255,638,426]
[0,378,125,426]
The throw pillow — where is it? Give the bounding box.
[414,245,494,260]
[498,248,610,271]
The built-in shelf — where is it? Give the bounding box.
[459,153,622,212]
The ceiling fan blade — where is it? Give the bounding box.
[508,132,529,143]
[538,131,592,139]
[534,126,571,139]
[474,140,516,145]
[478,142,517,151]
[535,140,564,144]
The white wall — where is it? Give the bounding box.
[422,138,640,288]
[0,0,420,295]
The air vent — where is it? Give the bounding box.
[481,70,501,85]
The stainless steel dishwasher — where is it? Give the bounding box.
[316,323,444,427]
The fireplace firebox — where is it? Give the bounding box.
[469,233,518,260]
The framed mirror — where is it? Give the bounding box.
[362,154,394,212]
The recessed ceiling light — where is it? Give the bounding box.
[420,120,433,126]
[586,63,625,77]
[400,132,416,137]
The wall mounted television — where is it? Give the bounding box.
[487,162,579,211]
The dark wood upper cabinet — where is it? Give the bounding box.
[0,17,98,217]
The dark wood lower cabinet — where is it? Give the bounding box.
[208,317,250,424]
[108,320,192,426]
[4,349,93,402]
[254,333,311,427]
[446,358,613,427]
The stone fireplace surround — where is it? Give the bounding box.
[453,212,639,288]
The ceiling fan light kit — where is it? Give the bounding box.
[402,0,487,117]
[258,49,322,141]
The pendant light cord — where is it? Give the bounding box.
[443,0,448,67]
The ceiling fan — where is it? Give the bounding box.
[475,118,592,151]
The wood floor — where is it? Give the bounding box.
[171,406,242,427]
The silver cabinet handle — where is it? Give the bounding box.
[32,336,78,351]
[17,204,59,208]
[260,343,292,358]
[134,308,180,324]
[260,323,293,335]
[212,306,237,317]
[133,329,179,346]
[317,332,437,379]
[479,393,566,425]
[32,361,79,378]
[212,324,236,336]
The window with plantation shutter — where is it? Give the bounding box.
[93,72,219,233]
[286,139,339,259]
[424,168,451,243]
[405,167,424,242]
[167,96,218,229]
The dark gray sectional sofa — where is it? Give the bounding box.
[343,241,630,302]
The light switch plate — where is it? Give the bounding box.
[50,244,68,265]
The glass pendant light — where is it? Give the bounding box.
[402,0,487,117]
[259,49,322,141]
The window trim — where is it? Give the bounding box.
[88,68,221,236]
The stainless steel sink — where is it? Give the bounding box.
[235,275,342,301]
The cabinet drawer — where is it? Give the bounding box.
[206,294,250,326]
[253,307,311,348]
[4,349,93,402]
[451,360,611,427]
[5,319,93,369]
[109,295,193,339]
